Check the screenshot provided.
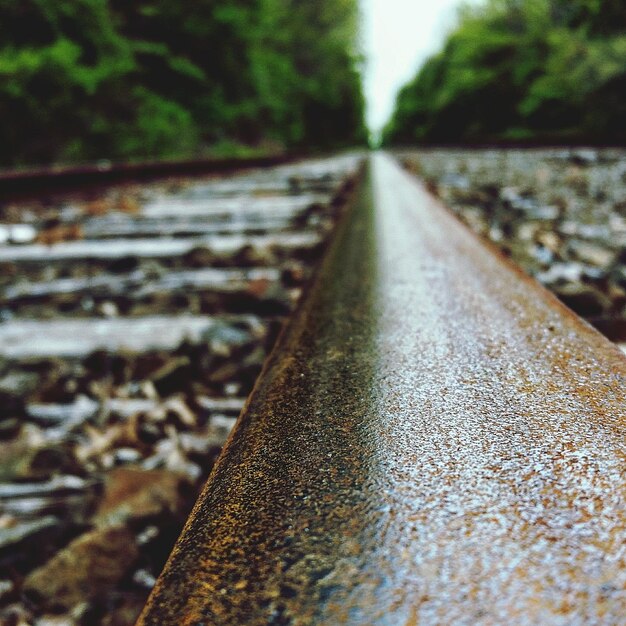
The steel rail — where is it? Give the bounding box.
[0,154,299,200]
[138,153,626,625]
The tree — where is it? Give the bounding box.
[0,0,366,166]
[383,0,626,145]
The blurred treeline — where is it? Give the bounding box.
[384,0,626,145]
[0,0,367,167]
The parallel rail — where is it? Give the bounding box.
[0,154,297,200]
[138,153,626,624]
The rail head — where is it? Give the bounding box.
[0,154,300,200]
[138,153,626,625]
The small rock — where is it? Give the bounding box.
[0,493,91,520]
[211,415,238,441]
[0,516,58,551]
[0,424,47,481]
[0,371,40,397]
[98,301,119,318]
[136,525,159,546]
[576,223,609,240]
[515,222,539,242]
[184,246,214,267]
[609,213,626,233]
[94,467,187,528]
[27,396,99,429]
[567,240,615,268]
[235,244,276,267]
[0,475,87,499]
[36,224,83,245]
[440,173,470,190]
[117,196,140,214]
[84,199,112,216]
[536,262,583,285]
[162,396,196,428]
[112,448,143,465]
[224,382,240,397]
[535,231,560,253]
[23,526,139,612]
[202,321,252,353]
[529,245,554,266]
[143,430,202,482]
[132,568,157,589]
[208,361,239,385]
[527,204,560,220]
[9,224,37,244]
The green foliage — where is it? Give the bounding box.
[383,0,626,145]
[0,0,366,166]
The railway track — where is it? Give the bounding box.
[1,152,625,625]
[0,154,362,624]
[138,153,626,625]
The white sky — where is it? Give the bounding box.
[361,0,473,136]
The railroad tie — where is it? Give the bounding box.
[138,153,626,625]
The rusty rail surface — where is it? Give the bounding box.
[138,153,626,625]
[0,154,298,200]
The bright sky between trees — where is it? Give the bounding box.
[360,0,474,138]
